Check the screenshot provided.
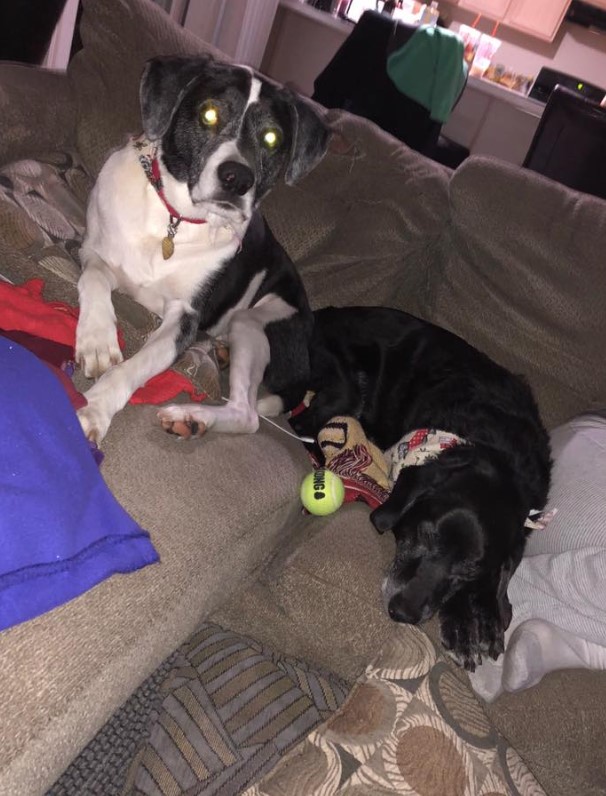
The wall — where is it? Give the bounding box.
[262,2,350,94]
[440,1,606,88]
[184,0,280,68]
[43,0,79,69]
[184,0,246,59]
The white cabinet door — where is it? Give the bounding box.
[457,0,512,18]
[471,99,541,165]
[442,86,491,148]
[504,0,570,41]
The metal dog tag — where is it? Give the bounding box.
[162,235,175,260]
[162,217,181,260]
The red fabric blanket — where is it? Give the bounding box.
[0,279,207,405]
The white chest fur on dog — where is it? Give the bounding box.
[74,54,329,444]
[85,144,242,318]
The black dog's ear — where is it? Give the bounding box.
[370,466,428,534]
[284,96,330,185]
[140,55,213,141]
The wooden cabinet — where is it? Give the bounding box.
[458,0,511,16]
[457,0,570,42]
[503,0,571,40]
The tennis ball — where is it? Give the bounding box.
[300,468,345,516]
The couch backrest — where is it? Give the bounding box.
[263,110,451,316]
[430,156,606,428]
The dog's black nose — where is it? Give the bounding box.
[218,161,254,196]
[387,594,420,625]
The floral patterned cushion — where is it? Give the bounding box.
[245,625,546,796]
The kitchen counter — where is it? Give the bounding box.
[263,0,546,165]
[467,75,544,118]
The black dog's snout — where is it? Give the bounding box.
[387,594,421,625]
[218,161,254,196]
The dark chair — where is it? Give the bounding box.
[523,85,606,201]
[0,0,69,64]
[312,10,469,166]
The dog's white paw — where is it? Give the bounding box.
[158,404,210,439]
[77,400,113,444]
[75,325,123,379]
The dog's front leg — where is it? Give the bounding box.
[78,301,197,443]
[158,303,276,438]
[75,248,123,378]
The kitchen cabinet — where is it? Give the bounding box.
[443,76,543,166]
[458,0,511,16]
[457,0,570,42]
[503,0,571,40]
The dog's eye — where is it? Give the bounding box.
[200,101,220,128]
[261,128,282,151]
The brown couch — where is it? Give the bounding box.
[1,1,605,794]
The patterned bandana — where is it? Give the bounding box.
[387,428,465,484]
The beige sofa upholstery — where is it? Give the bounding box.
[1,1,605,795]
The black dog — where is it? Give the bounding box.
[291,306,551,670]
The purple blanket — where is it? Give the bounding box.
[0,336,159,632]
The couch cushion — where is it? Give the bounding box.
[213,503,396,683]
[0,151,90,281]
[0,404,311,796]
[431,156,606,429]
[0,66,76,168]
[245,624,545,796]
[67,0,226,178]
[123,622,350,795]
[263,110,451,316]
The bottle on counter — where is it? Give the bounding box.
[420,1,440,25]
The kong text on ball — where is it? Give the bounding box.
[300,468,345,516]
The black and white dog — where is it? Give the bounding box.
[75,55,329,443]
[290,306,552,670]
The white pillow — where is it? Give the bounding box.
[470,412,606,701]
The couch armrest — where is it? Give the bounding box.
[0,63,76,166]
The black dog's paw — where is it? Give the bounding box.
[439,595,482,672]
[475,596,507,661]
[439,588,506,672]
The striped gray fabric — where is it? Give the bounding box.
[47,653,179,796]
[123,623,350,795]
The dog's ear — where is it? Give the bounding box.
[140,55,213,141]
[370,448,478,534]
[437,509,485,568]
[370,466,428,534]
[284,96,330,185]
